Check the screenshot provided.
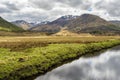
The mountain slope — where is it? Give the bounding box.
[30,24,61,33]
[0,17,23,32]
[30,14,120,35]
[53,29,92,36]
[110,20,120,27]
[48,15,78,26]
[30,15,78,33]
[12,20,33,30]
[65,14,120,34]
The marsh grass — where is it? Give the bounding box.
[0,39,120,80]
[0,36,119,51]
[0,42,48,51]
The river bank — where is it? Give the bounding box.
[0,39,120,80]
[35,45,120,80]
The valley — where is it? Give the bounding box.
[0,13,120,80]
[0,0,120,80]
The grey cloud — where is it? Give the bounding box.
[57,0,83,7]
[29,0,56,10]
[0,0,120,22]
[4,2,20,11]
[95,0,120,17]
[29,0,92,11]
[50,9,69,17]
[0,7,11,13]
[12,12,49,22]
[57,0,91,10]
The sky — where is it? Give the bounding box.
[0,0,120,22]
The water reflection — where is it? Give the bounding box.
[35,46,120,80]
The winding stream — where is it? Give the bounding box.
[35,46,120,80]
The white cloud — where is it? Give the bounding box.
[0,0,120,22]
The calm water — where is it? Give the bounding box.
[35,46,120,80]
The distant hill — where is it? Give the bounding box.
[30,24,61,33]
[30,15,78,33]
[65,14,120,35]
[0,17,23,32]
[36,21,50,27]
[12,20,34,30]
[53,29,92,36]
[28,14,120,35]
[48,15,78,26]
[110,20,120,27]
[12,20,51,30]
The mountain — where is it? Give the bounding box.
[29,14,120,35]
[29,22,37,27]
[12,20,50,30]
[110,20,120,27]
[53,28,92,36]
[12,20,33,30]
[30,24,61,33]
[35,21,50,27]
[48,15,79,26]
[0,17,23,32]
[65,14,120,34]
[30,15,78,33]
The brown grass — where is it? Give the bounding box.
[0,36,119,51]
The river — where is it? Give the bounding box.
[35,45,120,80]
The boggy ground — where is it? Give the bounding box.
[0,36,120,80]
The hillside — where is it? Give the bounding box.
[12,20,34,30]
[0,17,23,32]
[48,15,78,26]
[30,14,120,35]
[65,14,120,34]
[30,24,61,33]
[53,28,92,36]
[30,15,78,33]
[110,20,120,27]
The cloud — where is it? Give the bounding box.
[95,0,120,17]
[0,0,120,22]
[3,2,20,11]
[29,0,56,10]
[57,0,92,10]
[0,7,11,13]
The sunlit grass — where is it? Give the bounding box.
[0,39,120,80]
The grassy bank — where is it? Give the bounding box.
[0,39,120,80]
[0,36,119,51]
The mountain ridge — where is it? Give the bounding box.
[30,14,120,35]
[0,17,23,32]
[65,14,120,35]
[1,14,120,35]
[12,20,34,30]
[48,15,79,27]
